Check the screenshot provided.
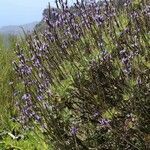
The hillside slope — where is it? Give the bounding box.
[0,22,38,35]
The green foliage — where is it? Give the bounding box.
[0,126,50,150]
[0,35,15,127]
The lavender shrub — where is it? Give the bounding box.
[14,0,150,149]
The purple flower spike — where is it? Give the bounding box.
[99,118,110,126]
[22,93,31,101]
[71,127,78,135]
[93,111,99,117]
[34,115,41,122]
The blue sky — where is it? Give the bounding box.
[0,0,98,27]
[0,0,58,27]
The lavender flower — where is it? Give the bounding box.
[98,118,111,127]
[93,111,100,117]
[22,93,31,101]
[71,127,78,135]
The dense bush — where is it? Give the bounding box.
[14,0,149,149]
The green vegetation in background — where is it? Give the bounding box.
[0,35,50,150]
